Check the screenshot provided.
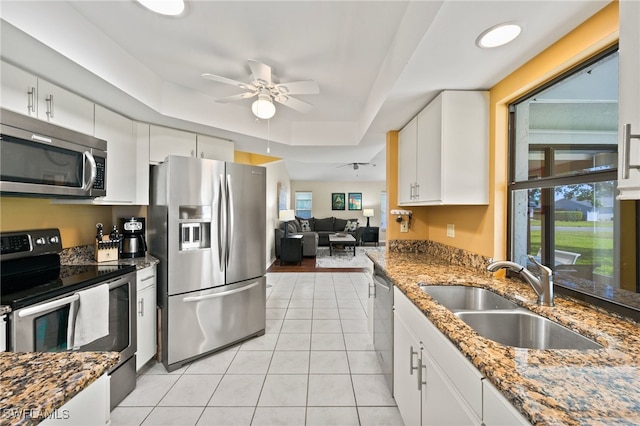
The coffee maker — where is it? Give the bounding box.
[119,217,147,258]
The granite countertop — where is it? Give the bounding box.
[59,245,159,271]
[0,351,119,426]
[367,250,640,425]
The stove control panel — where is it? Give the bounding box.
[0,228,62,260]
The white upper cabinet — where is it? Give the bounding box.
[398,116,418,204]
[398,90,489,206]
[196,134,234,162]
[94,105,136,204]
[1,61,94,134]
[1,61,38,117]
[149,125,197,164]
[37,79,94,135]
[617,0,640,199]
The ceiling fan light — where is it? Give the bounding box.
[476,22,522,48]
[252,94,276,119]
[136,0,185,16]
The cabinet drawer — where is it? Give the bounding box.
[137,266,156,291]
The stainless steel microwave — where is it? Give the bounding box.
[0,108,107,198]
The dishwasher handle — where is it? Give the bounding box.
[373,273,392,292]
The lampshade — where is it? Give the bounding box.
[252,94,276,119]
[363,209,374,217]
[279,209,296,222]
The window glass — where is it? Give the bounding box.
[509,49,620,288]
[295,191,312,219]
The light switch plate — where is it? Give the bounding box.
[447,224,455,238]
[400,221,409,233]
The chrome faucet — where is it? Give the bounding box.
[487,255,554,306]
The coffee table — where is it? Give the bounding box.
[329,234,356,256]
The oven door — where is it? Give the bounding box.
[11,272,136,360]
[0,121,106,198]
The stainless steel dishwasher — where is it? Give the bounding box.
[373,264,393,393]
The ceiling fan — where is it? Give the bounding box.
[202,59,319,119]
[337,162,376,170]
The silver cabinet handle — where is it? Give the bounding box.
[415,183,420,199]
[410,183,415,200]
[45,94,54,118]
[622,124,640,179]
[140,275,155,282]
[27,87,36,113]
[409,345,419,376]
[138,298,144,316]
[419,358,427,390]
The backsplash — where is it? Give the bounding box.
[387,239,492,274]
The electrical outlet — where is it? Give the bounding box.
[400,221,409,233]
[447,224,455,238]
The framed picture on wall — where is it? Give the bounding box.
[348,193,362,210]
[332,193,346,210]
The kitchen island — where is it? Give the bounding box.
[0,351,119,426]
[367,248,640,425]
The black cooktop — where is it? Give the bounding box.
[1,259,136,309]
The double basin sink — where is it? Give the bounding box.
[420,285,602,350]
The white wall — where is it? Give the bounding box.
[290,180,386,241]
[265,160,291,264]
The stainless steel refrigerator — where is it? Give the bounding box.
[148,156,266,371]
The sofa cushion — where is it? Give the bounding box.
[344,220,358,232]
[300,219,312,232]
[314,217,334,232]
[333,218,347,232]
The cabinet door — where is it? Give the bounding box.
[94,106,136,204]
[617,0,640,199]
[37,79,94,135]
[135,123,150,205]
[393,310,422,426]
[398,116,418,205]
[482,379,529,426]
[196,134,234,162]
[149,125,197,163]
[416,95,442,203]
[1,61,38,117]
[136,266,157,371]
[421,349,481,426]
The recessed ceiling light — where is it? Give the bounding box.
[136,0,185,16]
[476,22,522,48]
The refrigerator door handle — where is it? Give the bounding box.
[226,174,234,268]
[182,281,261,302]
[217,175,225,272]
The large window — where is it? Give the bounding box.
[295,191,312,219]
[509,49,619,286]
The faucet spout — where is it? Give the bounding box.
[487,256,554,307]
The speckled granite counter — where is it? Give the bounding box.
[59,244,158,271]
[367,249,640,425]
[0,351,119,426]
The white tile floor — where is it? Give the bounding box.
[112,272,404,426]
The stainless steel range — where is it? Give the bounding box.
[0,228,137,409]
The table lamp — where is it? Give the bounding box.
[363,209,374,228]
[279,209,296,238]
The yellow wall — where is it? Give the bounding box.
[0,197,113,248]
[235,150,280,165]
[387,2,619,259]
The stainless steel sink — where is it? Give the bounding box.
[455,311,602,350]
[420,285,519,311]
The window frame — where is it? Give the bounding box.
[294,191,313,219]
[507,46,619,270]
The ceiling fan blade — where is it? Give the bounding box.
[276,80,319,95]
[215,92,257,103]
[248,59,272,85]
[275,95,314,114]
[201,73,254,90]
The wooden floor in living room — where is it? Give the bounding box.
[267,256,367,273]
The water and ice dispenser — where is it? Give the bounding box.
[178,206,211,251]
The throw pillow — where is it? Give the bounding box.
[344,220,358,232]
[300,219,311,232]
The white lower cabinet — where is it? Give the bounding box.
[482,379,529,426]
[41,374,109,426]
[136,265,157,371]
[395,287,520,426]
